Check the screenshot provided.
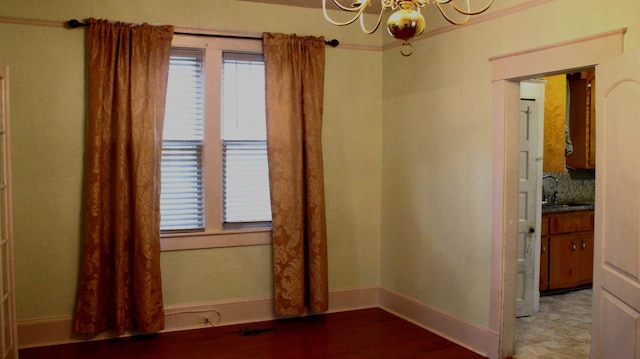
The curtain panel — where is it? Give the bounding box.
[263,32,329,316]
[73,19,173,335]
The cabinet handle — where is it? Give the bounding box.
[572,243,577,251]
[542,244,546,253]
[582,241,586,249]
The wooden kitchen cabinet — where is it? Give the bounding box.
[549,209,594,233]
[548,231,593,290]
[566,69,596,169]
[540,215,549,291]
[540,210,594,292]
[576,233,594,286]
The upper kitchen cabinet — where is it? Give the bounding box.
[542,74,567,172]
[566,69,596,169]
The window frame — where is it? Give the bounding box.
[160,34,272,251]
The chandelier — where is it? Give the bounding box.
[323,0,494,56]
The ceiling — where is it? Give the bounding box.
[236,0,320,8]
[234,0,382,13]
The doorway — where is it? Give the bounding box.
[515,71,596,358]
[488,29,626,359]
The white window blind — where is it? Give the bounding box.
[222,53,272,225]
[160,48,271,233]
[223,140,270,223]
[160,49,205,232]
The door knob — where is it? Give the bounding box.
[529,226,535,234]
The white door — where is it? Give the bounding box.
[591,45,640,358]
[516,98,540,317]
[0,60,17,359]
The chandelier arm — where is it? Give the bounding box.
[330,0,369,12]
[434,1,470,25]
[381,0,397,11]
[359,7,386,34]
[323,0,369,26]
[450,0,494,16]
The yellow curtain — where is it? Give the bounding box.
[263,33,329,316]
[73,19,173,335]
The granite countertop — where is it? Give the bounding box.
[542,202,595,213]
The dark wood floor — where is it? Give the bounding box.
[20,308,486,358]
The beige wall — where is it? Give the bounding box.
[4,0,640,338]
[0,0,382,320]
[381,0,640,327]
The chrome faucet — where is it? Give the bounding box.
[542,175,559,204]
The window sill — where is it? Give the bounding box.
[160,228,272,251]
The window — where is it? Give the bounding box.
[160,35,271,251]
[221,53,271,226]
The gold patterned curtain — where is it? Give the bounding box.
[263,32,329,316]
[73,19,173,335]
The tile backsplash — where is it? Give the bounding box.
[542,169,596,204]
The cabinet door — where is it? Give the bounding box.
[566,70,596,169]
[549,233,579,290]
[586,71,596,168]
[540,236,549,291]
[540,214,549,291]
[576,233,594,286]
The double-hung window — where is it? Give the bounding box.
[160,35,271,251]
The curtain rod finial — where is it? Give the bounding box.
[325,39,339,47]
[67,19,89,28]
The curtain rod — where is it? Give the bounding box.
[67,19,340,47]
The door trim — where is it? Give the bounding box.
[0,59,18,359]
[488,28,626,359]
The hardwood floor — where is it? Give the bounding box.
[20,308,486,358]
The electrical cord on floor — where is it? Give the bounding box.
[204,317,237,335]
[239,327,277,336]
[204,318,277,336]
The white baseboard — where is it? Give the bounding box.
[18,286,380,349]
[379,288,497,358]
[18,286,497,358]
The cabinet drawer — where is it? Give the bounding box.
[549,210,594,234]
[541,215,549,236]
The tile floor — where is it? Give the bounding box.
[515,289,592,359]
